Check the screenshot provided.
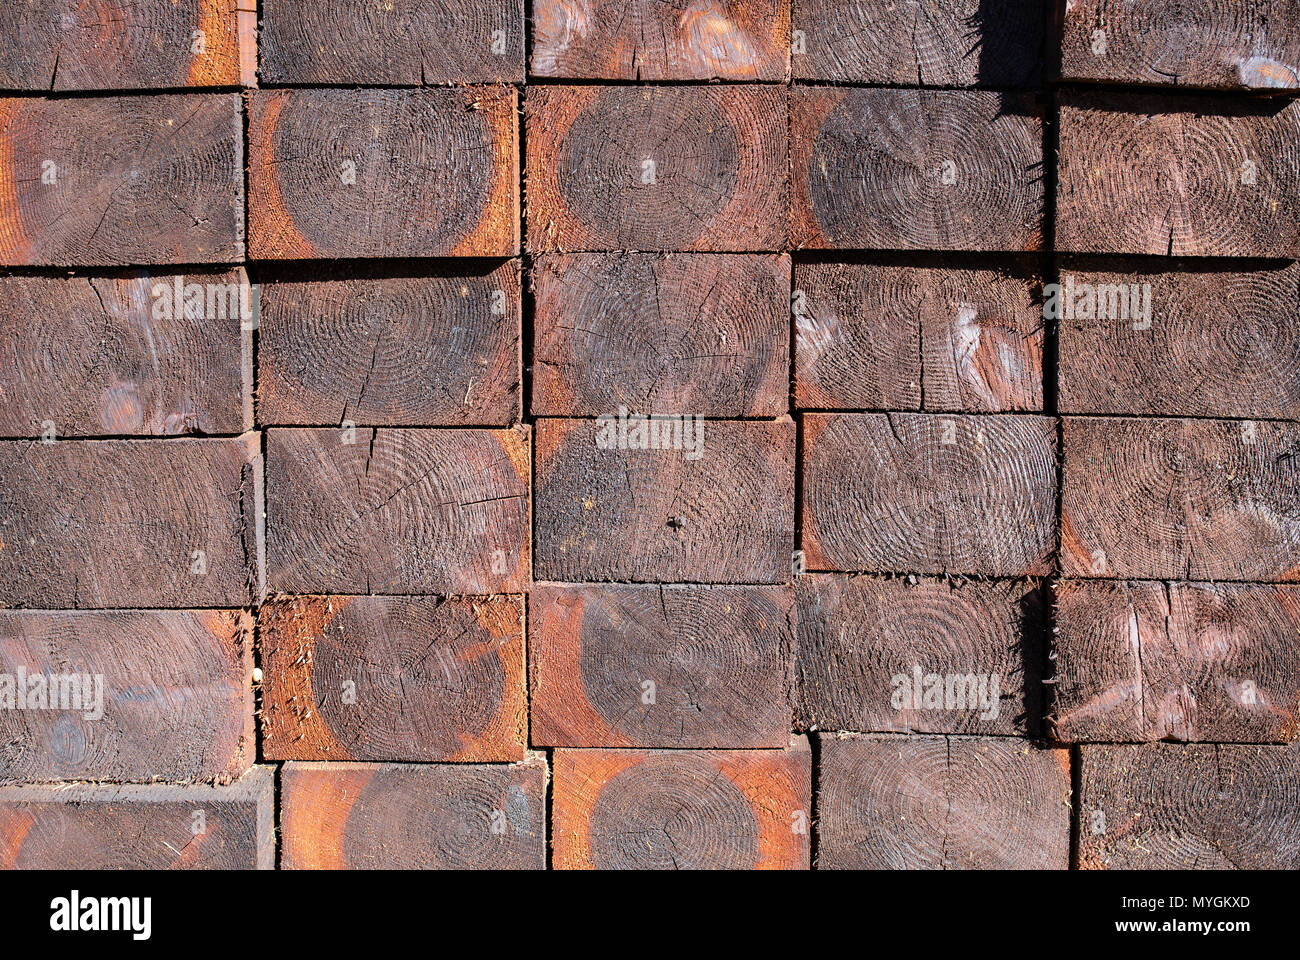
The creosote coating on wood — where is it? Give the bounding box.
[1,0,1298,872]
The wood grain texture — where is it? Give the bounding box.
[1079,743,1300,869]
[801,414,1058,576]
[0,436,261,608]
[0,610,252,784]
[0,271,250,438]
[0,0,255,90]
[1057,92,1300,257]
[258,263,520,427]
[265,427,529,595]
[1058,262,1300,419]
[0,95,244,266]
[249,88,518,260]
[533,253,789,417]
[794,260,1044,412]
[1061,417,1300,581]
[1059,0,1300,90]
[552,739,811,869]
[792,0,1045,86]
[260,0,524,84]
[281,760,545,870]
[535,418,795,583]
[0,767,274,870]
[262,595,526,762]
[795,576,1044,737]
[1052,580,1300,744]
[525,85,787,252]
[532,0,790,80]
[530,583,794,748]
[791,88,1044,252]
[817,734,1070,869]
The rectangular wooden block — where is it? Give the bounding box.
[531,0,790,80]
[281,760,546,870]
[0,436,262,608]
[0,95,244,266]
[530,583,794,748]
[818,734,1070,869]
[1057,92,1300,257]
[262,595,526,762]
[793,260,1044,412]
[525,85,787,252]
[0,767,274,869]
[258,263,520,427]
[1079,743,1300,869]
[249,88,518,259]
[1061,417,1300,581]
[791,88,1044,252]
[801,414,1058,576]
[0,610,253,783]
[534,418,794,584]
[0,271,251,438]
[552,739,811,869]
[1059,0,1300,90]
[791,0,1045,86]
[1052,580,1300,744]
[260,0,523,84]
[0,0,256,90]
[265,427,529,594]
[533,253,789,417]
[796,576,1044,736]
[1058,262,1300,419]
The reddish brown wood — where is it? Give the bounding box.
[817,734,1070,869]
[534,418,795,584]
[0,95,244,266]
[0,767,274,869]
[552,739,811,869]
[261,595,526,762]
[532,253,789,417]
[281,760,546,870]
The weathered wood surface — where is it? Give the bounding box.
[0,767,274,869]
[552,739,811,869]
[0,271,250,438]
[1058,262,1300,419]
[801,414,1058,576]
[1052,580,1300,743]
[530,584,794,748]
[265,427,529,594]
[793,260,1043,411]
[281,760,546,870]
[533,253,789,417]
[0,436,261,608]
[0,0,256,90]
[1079,743,1300,869]
[1057,92,1300,257]
[1059,0,1300,90]
[526,85,787,252]
[795,576,1044,736]
[262,595,526,762]
[249,88,518,259]
[258,263,520,427]
[534,418,795,584]
[791,0,1045,86]
[532,0,790,80]
[0,610,253,783]
[817,734,1070,869]
[791,88,1044,251]
[1061,417,1300,581]
[260,0,524,84]
[0,95,244,266]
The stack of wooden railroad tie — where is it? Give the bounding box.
[0,0,1297,870]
